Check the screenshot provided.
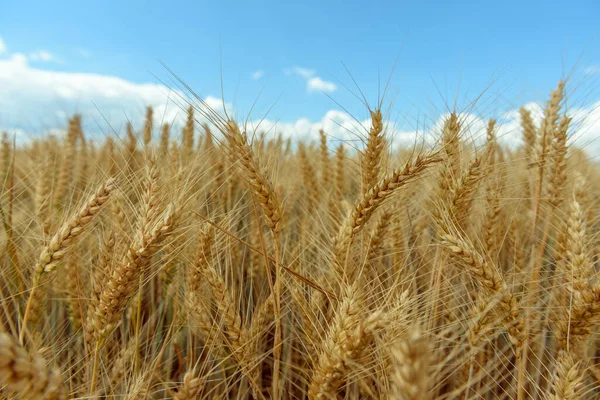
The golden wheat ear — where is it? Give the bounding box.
[21,178,116,341]
[171,371,205,400]
[391,328,434,400]
[333,148,442,282]
[308,283,383,399]
[0,332,67,400]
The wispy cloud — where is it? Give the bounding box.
[0,38,62,64]
[584,65,600,75]
[28,50,61,63]
[284,66,337,93]
[285,66,316,79]
[251,70,264,80]
[307,77,337,93]
[0,37,7,54]
[76,48,91,58]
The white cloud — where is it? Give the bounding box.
[307,77,337,93]
[251,70,264,80]
[248,110,359,142]
[246,110,428,150]
[0,52,598,156]
[244,100,600,156]
[0,37,6,54]
[0,53,229,143]
[285,66,316,79]
[29,50,60,63]
[421,101,600,155]
[285,66,337,94]
[569,101,600,152]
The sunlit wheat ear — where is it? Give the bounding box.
[86,202,178,346]
[556,280,600,354]
[366,210,392,264]
[243,294,275,393]
[548,351,584,400]
[86,157,174,348]
[182,105,195,154]
[334,143,346,197]
[87,232,115,331]
[531,81,565,170]
[0,332,66,400]
[34,157,52,231]
[298,142,321,210]
[125,371,151,400]
[22,178,116,338]
[441,112,461,169]
[143,106,153,151]
[138,157,162,233]
[217,117,285,397]
[564,194,593,287]
[391,329,433,400]
[125,121,137,173]
[55,115,81,207]
[308,283,383,399]
[160,122,170,155]
[187,223,215,295]
[331,143,347,222]
[64,253,85,331]
[551,178,598,355]
[39,177,117,264]
[438,215,525,351]
[482,177,504,257]
[333,148,443,281]
[171,371,204,400]
[192,223,243,346]
[485,118,497,163]
[224,120,282,233]
[102,136,118,175]
[447,154,484,229]
[319,129,331,187]
[362,108,385,195]
[520,106,537,165]
[547,115,570,210]
[433,113,462,222]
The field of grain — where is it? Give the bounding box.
[0,80,599,399]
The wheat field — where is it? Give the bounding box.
[0,80,599,399]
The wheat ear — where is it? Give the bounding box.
[172,371,204,400]
[308,283,382,399]
[439,221,525,350]
[223,119,284,398]
[333,149,442,280]
[362,108,384,195]
[548,351,584,400]
[0,332,66,400]
[391,329,433,400]
[21,178,115,342]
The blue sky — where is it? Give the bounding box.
[1,0,599,147]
